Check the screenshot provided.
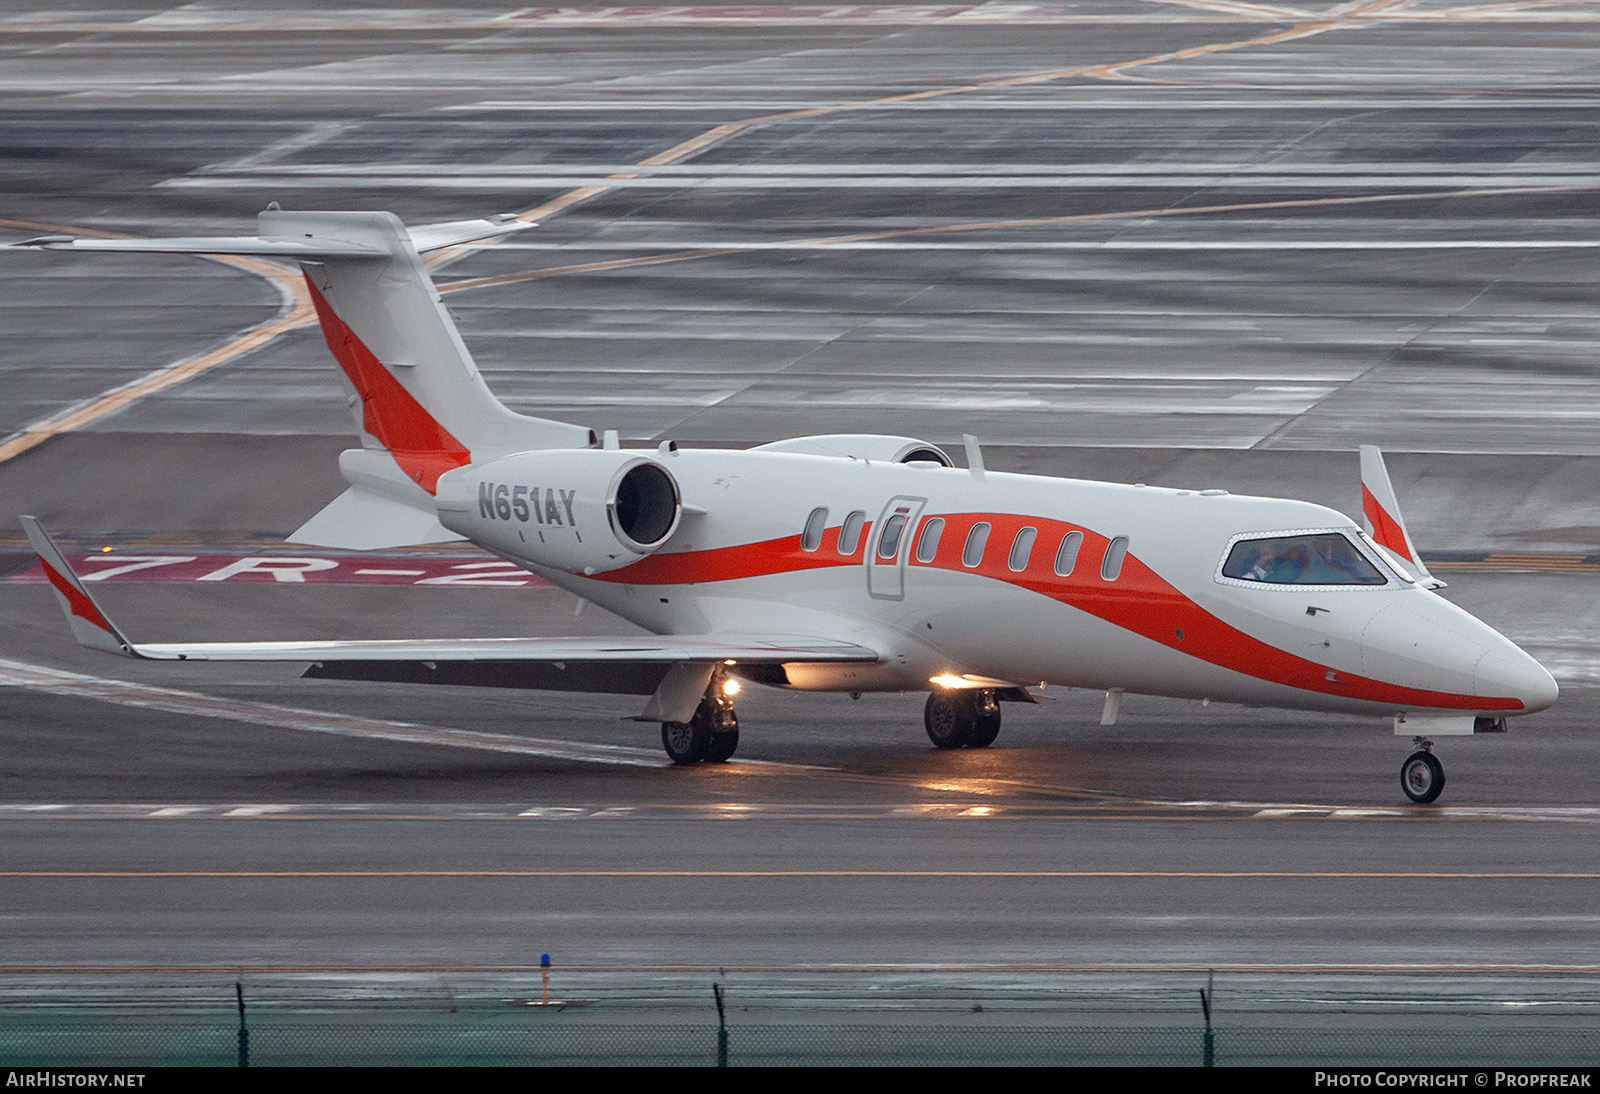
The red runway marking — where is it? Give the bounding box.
[9,554,552,588]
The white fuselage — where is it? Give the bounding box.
[437,448,1557,720]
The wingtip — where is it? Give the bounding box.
[22,518,135,656]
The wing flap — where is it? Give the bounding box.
[135,635,879,664]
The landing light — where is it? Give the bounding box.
[722,678,741,697]
[929,674,966,689]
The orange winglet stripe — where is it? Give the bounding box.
[304,275,470,494]
[39,555,114,635]
[1361,484,1415,562]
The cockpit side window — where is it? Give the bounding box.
[1221,533,1386,586]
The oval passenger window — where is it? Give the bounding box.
[801,507,828,552]
[1055,531,1083,576]
[838,510,866,555]
[915,518,944,563]
[1102,536,1129,580]
[1009,527,1036,572]
[962,523,991,567]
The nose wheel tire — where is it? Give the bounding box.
[1401,750,1445,804]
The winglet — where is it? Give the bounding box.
[20,517,138,655]
[1358,446,1444,589]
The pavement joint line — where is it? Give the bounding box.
[437,183,1600,293]
[3,869,1600,878]
[10,961,1600,974]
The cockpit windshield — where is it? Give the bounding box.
[1221,533,1387,586]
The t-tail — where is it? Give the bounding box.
[18,209,594,548]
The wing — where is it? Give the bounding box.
[22,516,878,688]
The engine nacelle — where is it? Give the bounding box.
[435,449,681,574]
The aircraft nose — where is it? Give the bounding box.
[1475,646,1559,713]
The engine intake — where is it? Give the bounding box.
[610,460,679,550]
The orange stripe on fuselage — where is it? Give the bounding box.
[594,510,1518,712]
[1361,484,1415,563]
[592,521,870,584]
[303,276,470,494]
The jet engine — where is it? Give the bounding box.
[435,449,682,574]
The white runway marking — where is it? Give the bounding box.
[3,800,1600,823]
[482,239,1600,251]
[0,656,671,768]
[163,172,1600,191]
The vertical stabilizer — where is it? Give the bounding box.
[265,211,593,485]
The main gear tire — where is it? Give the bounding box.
[662,718,711,764]
[925,690,977,749]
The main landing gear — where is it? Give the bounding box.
[1400,737,1445,804]
[661,678,740,765]
[924,688,1002,750]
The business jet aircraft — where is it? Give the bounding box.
[17,209,1557,803]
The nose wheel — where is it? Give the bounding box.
[1400,738,1445,804]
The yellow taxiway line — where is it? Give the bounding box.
[2,0,1589,460]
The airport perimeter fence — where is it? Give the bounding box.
[3,972,1599,1067]
[4,1020,1600,1067]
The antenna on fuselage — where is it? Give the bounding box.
[963,434,985,477]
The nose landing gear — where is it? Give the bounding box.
[1400,737,1445,804]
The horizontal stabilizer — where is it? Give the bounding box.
[289,487,465,550]
[13,214,533,258]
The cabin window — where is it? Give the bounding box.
[877,514,908,560]
[838,510,866,555]
[962,523,991,568]
[801,507,828,552]
[1009,527,1036,572]
[1221,533,1386,586]
[1101,536,1129,581]
[915,518,944,563]
[1054,531,1083,576]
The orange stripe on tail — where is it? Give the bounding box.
[304,275,470,494]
